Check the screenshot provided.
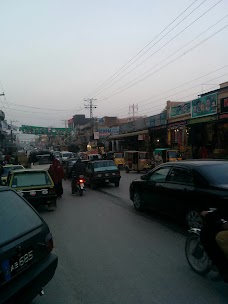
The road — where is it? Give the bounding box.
[33,172,228,304]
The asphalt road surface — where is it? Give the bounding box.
[33,172,228,304]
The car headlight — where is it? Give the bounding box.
[98,174,102,177]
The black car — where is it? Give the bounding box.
[85,160,121,189]
[65,158,89,178]
[129,160,228,228]
[0,187,58,303]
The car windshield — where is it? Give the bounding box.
[199,164,228,185]
[0,190,42,246]
[2,166,24,177]
[62,153,72,158]
[11,171,53,188]
[94,161,115,168]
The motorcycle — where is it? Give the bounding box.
[185,227,214,275]
[185,208,227,276]
[75,175,85,196]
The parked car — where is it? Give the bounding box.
[0,187,58,303]
[129,160,228,228]
[6,168,57,211]
[85,159,121,189]
[0,164,25,185]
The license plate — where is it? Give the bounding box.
[2,249,34,282]
[105,179,109,182]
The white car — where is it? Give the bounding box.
[60,151,74,162]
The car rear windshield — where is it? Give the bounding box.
[0,190,42,246]
[94,161,115,168]
[62,153,72,158]
[2,166,24,177]
[11,171,53,188]
[199,163,228,184]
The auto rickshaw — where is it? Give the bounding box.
[153,148,182,163]
[106,151,125,170]
[124,151,154,173]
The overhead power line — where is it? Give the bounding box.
[107,64,228,117]
[92,0,209,98]
[98,21,228,103]
[94,0,223,99]
[84,0,201,100]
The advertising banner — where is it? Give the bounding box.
[149,112,167,128]
[220,97,228,113]
[20,125,74,135]
[94,132,99,140]
[191,93,217,118]
[169,102,191,118]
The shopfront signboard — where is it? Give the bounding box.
[169,102,191,118]
[220,97,228,113]
[191,93,217,118]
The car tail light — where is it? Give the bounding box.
[45,232,54,253]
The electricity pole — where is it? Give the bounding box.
[61,120,68,128]
[84,98,97,141]
[129,103,138,121]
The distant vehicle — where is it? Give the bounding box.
[85,159,121,189]
[129,160,228,228]
[124,150,154,173]
[153,148,182,163]
[0,187,58,303]
[6,168,57,211]
[87,153,102,161]
[64,157,78,178]
[0,164,25,185]
[53,151,61,162]
[106,151,125,170]
[60,151,74,162]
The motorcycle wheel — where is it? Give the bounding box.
[185,233,211,275]
[79,188,83,196]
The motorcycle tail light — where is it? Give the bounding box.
[45,232,54,253]
[79,179,84,183]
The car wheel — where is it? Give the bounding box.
[114,181,119,187]
[133,191,144,211]
[186,209,203,228]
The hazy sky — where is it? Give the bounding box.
[0,0,228,128]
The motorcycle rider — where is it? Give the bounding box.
[70,158,86,194]
[200,210,228,282]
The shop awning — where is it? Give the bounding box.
[108,129,148,140]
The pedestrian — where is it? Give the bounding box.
[154,152,163,167]
[49,154,65,198]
